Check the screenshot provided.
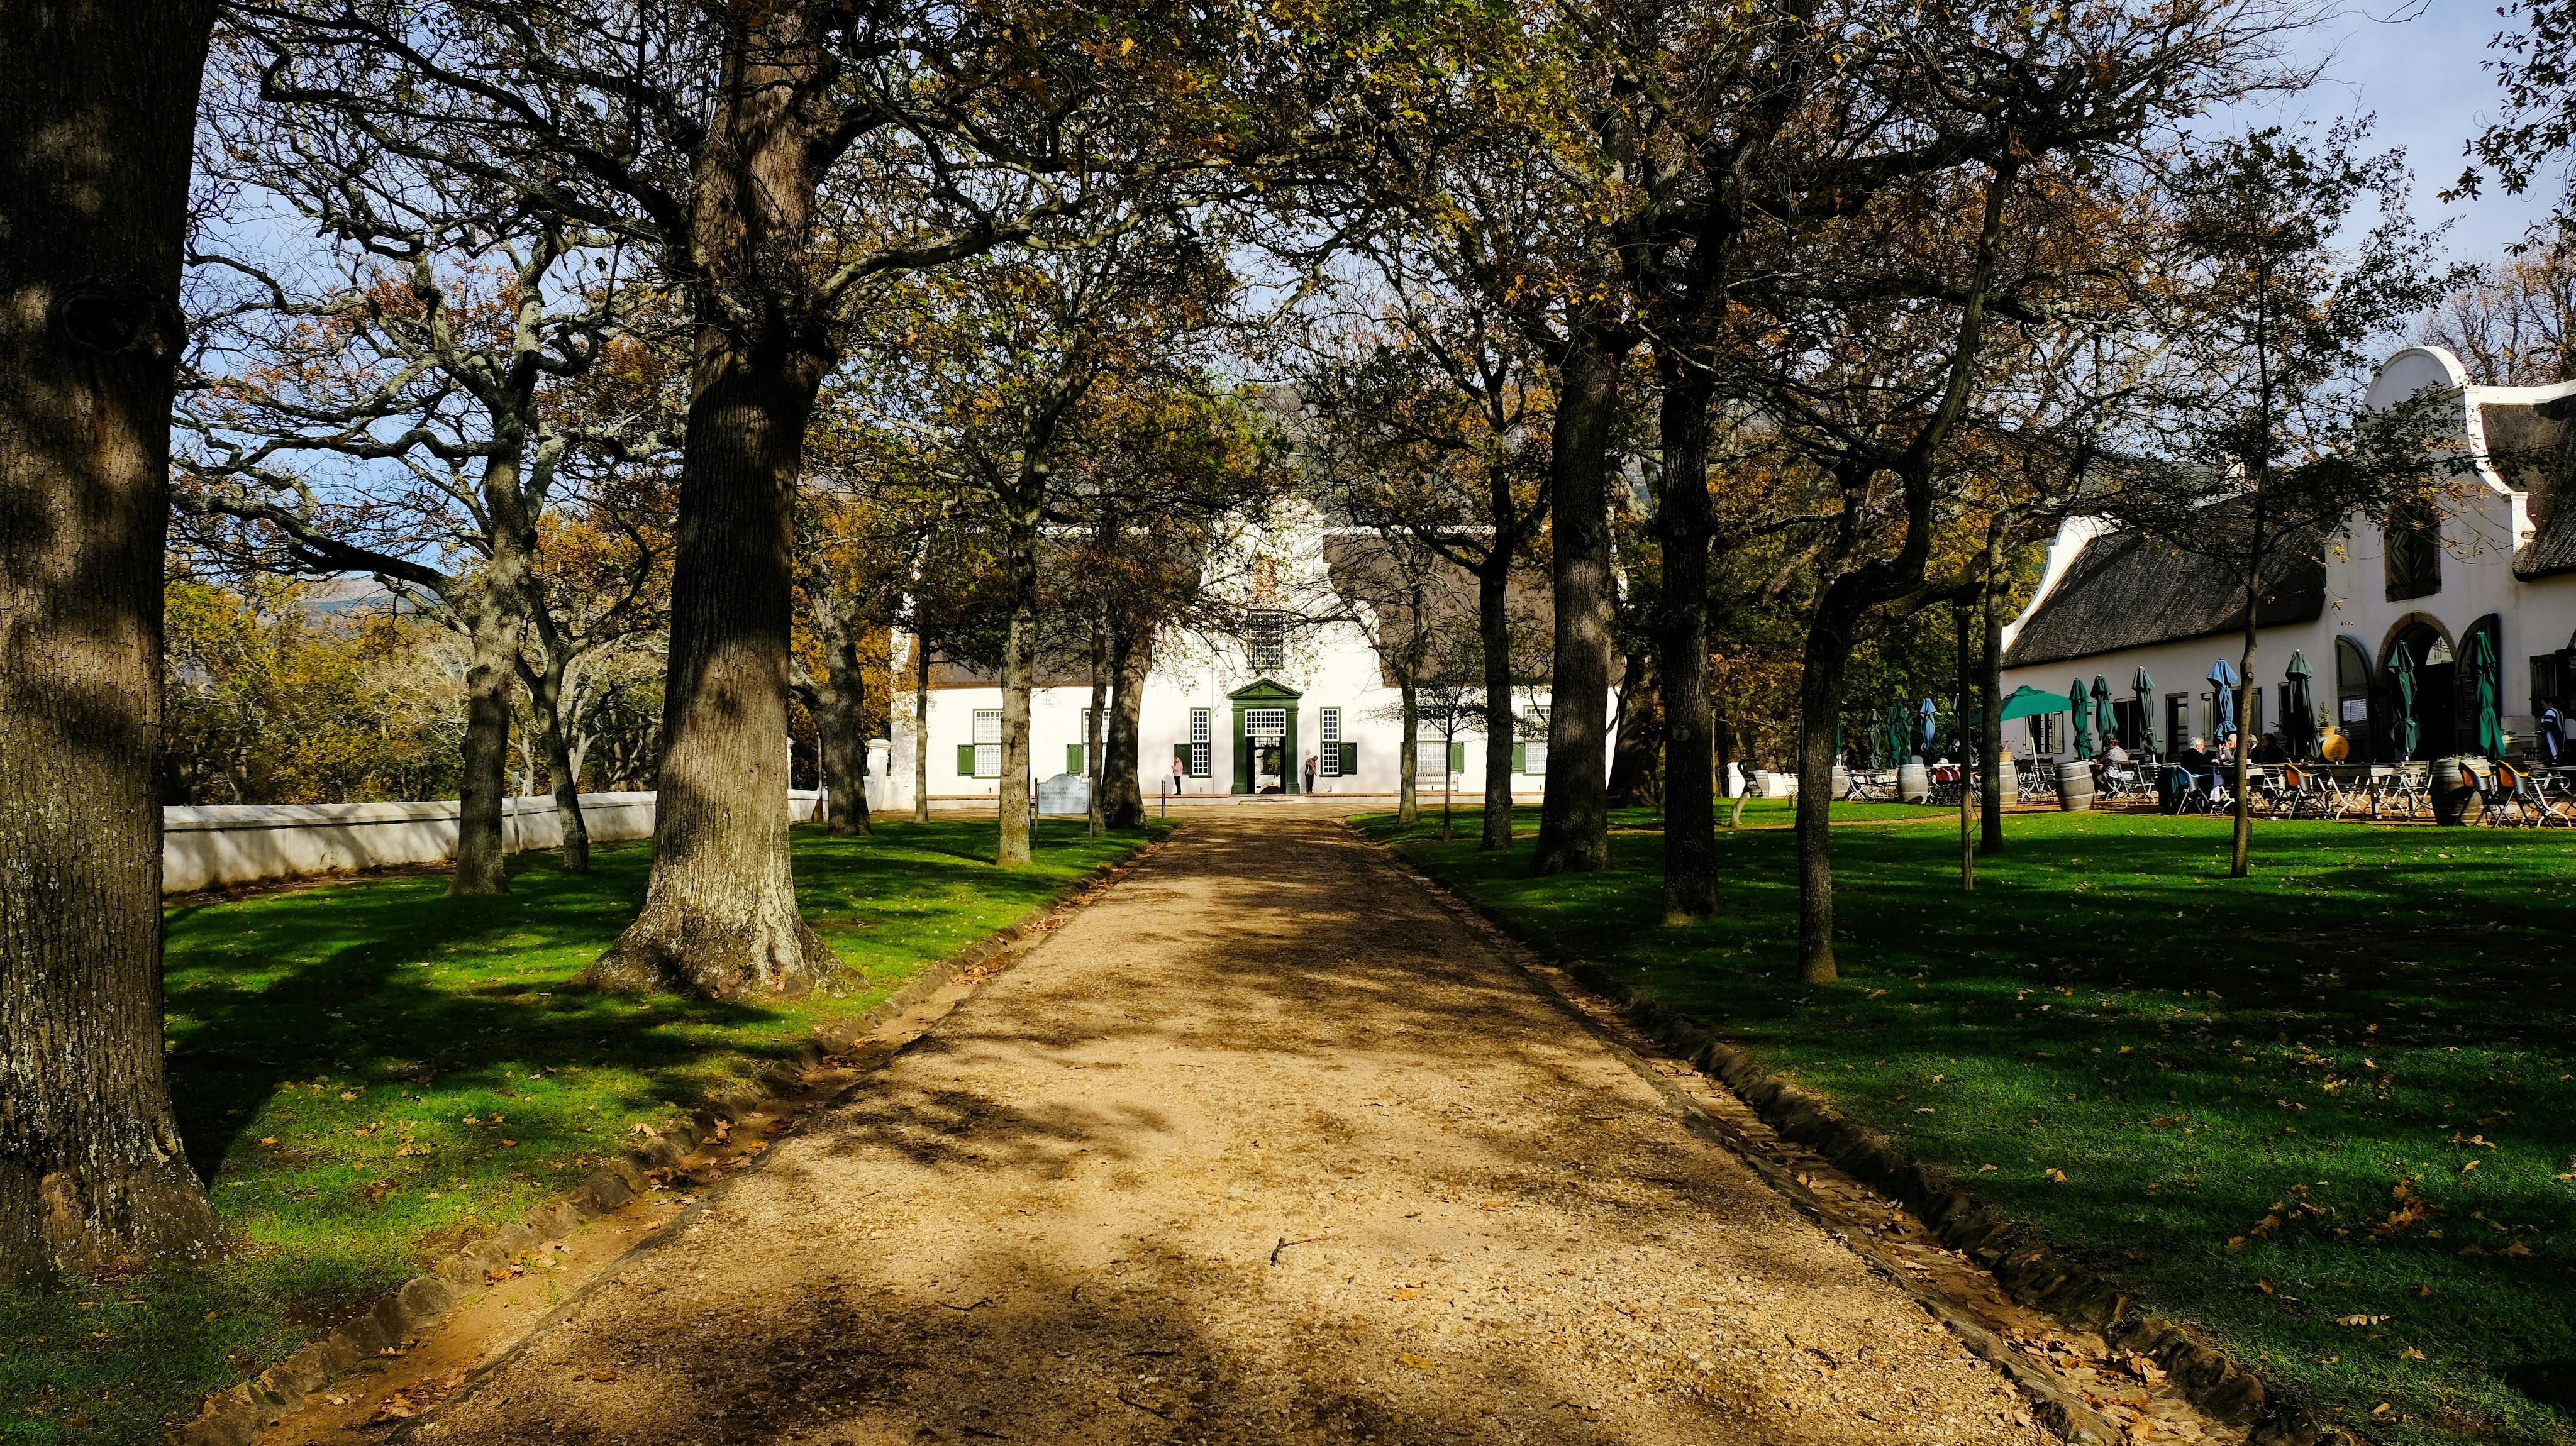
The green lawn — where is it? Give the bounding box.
[0,819,1159,1446]
[1360,802,2576,1446]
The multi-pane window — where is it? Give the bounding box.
[1244,708,1286,736]
[1318,707,1342,775]
[1188,708,1211,777]
[1248,611,1286,672]
[972,709,1001,778]
[1414,740,1450,778]
[2385,494,2443,601]
[2029,713,2060,756]
[1521,738,1549,775]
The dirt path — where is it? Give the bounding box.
[411,817,2048,1446]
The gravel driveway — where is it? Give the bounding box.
[414,815,2050,1445]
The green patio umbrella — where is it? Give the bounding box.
[2284,651,2316,760]
[2387,641,2421,760]
[2069,678,2094,758]
[2092,675,2116,752]
[2132,666,2160,754]
[1996,685,2070,720]
[2466,629,2503,759]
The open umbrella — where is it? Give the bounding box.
[2284,651,2317,760]
[2132,666,2160,755]
[2467,629,2503,759]
[2387,641,2420,760]
[2092,675,2116,752]
[2069,679,2094,758]
[2208,658,2241,740]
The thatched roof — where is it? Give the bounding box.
[2482,396,2576,579]
[2000,525,2328,670]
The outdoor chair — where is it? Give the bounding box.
[1928,763,1965,807]
[2017,759,2055,801]
[2277,764,2330,819]
[2098,763,2145,802]
[2163,764,2212,815]
[2531,768,2576,827]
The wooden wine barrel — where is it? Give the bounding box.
[2431,758,2479,826]
[1996,761,2019,805]
[1831,764,1851,798]
[2057,759,2096,812]
[1896,763,1930,803]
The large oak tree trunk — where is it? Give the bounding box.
[450,580,517,894]
[0,0,225,1286]
[589,334,838,995]
[1652,364,1718,919]
[1476,565,1516,849]
[1532,329,1626,875]
[588,8,841,998]
[1102,616,1151,827]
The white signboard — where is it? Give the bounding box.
[2341,699,2368,722]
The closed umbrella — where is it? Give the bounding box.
[2388,641,2420,760]
[2467,629,2503,759]
[2092,675,2116,752]
[2132,666,2160,755]
[2284,652,2316,760]
[1919,698,1938,757]
[1884,704,1908,768]
[2069,679,2094,758]
[2208,658,2241,739]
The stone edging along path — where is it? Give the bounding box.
[1356,825,2357,1446]
[174,831,1170,1446]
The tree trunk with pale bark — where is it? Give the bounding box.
[518,635,591,874]
[912,637,931,825]
[451,580,517,894]
[0,0,226,1286]
[808,585,872,836]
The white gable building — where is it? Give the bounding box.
[1997,347,2576,763]
[888,512,1613,808]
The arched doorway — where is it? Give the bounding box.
[2379,614,2456,761]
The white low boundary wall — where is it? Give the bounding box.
[165,789,831,895]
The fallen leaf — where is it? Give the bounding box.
[2337,1314,2388,1327]
[2400,1347,2426,1360]
[1396,1354,1433,1369]
[2045,1168,2068,1184]
[339,1090,359,1100]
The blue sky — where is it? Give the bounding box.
[2216,0,2558,265]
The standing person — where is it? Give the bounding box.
[1302,751,1318,795]
[2540,696,2567,767]
[1170,754,1185,800]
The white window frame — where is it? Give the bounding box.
[972,709,1002,778]
[1244,707,1286,737]
[1249,612,1286,673]
[1189,707,1211,777]
[1414,739,1450,778]
[1520,738,1548,776]
[1318,707,1342,775]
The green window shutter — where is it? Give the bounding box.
[956,744,977,777]
[1511,742,1526,774]
[1066,743,1086,775]
[1340,741,1357,776]
[1173,742,1191,773]
[1449,742,1465,771]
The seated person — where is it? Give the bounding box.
[2160,736,2213,812]
[2251,732,2290,764]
